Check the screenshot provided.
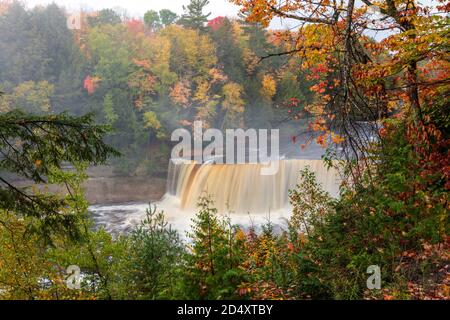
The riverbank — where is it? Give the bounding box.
[8,166,167,205]
[83,175,166,204]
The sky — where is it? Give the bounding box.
[24,0,242,19]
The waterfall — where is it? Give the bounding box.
[166,159,340,214]
[90,159,341,235]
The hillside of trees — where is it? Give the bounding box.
[0,1,313,176]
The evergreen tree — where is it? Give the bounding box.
[0,108,118,241]
[207,18,245,84]
[124,206,184,299]
[183,195,246,299]
[179,0,211,31]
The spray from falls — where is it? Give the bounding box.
[166,159,340,214]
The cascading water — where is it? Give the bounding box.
[166,158,340,214]
[90,158,341,235]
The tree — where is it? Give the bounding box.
[0,2,88,114]
[169,80,191,107]
[289,167,334,237]
[222,82,245,128]
[159,9,178,27]
[143,10,161,31]
[0,81,54,114]
[143,111,165,140]
[260,74,276,102]
[0,109,118,241]
[179,0,211,31]
[0,2,43,84]
[183,195,246,299]
[103,92,118,126]
[207,17,246,84]
[231,0,449,178]
[87,9,122,27]
[161,25,217,83]
[232,0,450,300]
[122,206,184,299]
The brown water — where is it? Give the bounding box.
[167,159,340,213]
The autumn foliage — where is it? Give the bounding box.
[227,0,450,300]
[0,0,448,300]
[83,75,100,95]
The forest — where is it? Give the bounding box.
[0,1,311,176]
[0,0,448,300]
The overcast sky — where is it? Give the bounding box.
[25,0,241,18]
